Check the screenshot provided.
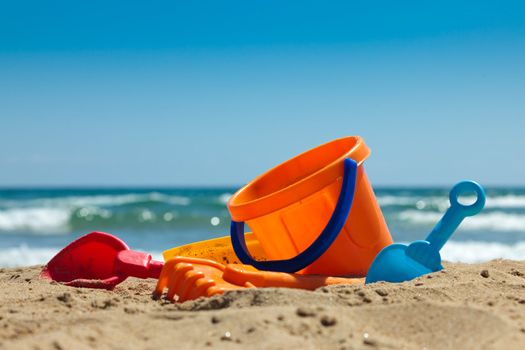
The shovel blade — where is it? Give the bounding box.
[41,232,129,286]
[365,244,434,284]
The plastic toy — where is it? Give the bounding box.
[154,257,249,302]
[223,263,363,288]
[163,232,266,264]
[228,136,393,276]
[366,180,486,284]
[40,135,487,302]
[41,231,163,289]
[155,256,363,302]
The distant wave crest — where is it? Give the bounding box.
[0,192,191,209]
[484,195,525,208]
[0,208,71,233]
[378,194,525,209]
[398,210,525,232]
[442,241,525,263]
[0,192,196,233]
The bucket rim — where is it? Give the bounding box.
[227,136,370,221]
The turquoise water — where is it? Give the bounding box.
[1,187,524,267]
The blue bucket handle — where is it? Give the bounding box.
[230,157,358,273]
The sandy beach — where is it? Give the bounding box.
[0,260,524,349]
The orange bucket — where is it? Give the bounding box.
[227,136,392,276]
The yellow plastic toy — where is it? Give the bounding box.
[162,233,266,264]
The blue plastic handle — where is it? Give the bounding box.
[425,180,486,251]
[230,158,358,273]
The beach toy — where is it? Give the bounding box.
[223,263,363,289]
[41,231,163,289]
[155,256,363,302]
[366,180,486,284]
[163,233,267,265]
[228,136,393,275]
[154,257,251,302]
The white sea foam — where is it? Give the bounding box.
[377,195,424,206]
[378,194,525,209]
[0,245,58,267]
[397,210,525,232]
[397,210,444,224]
[0,208,71,233]
[442,241,525,263]
[0,192,190,209]
[0,192,191,233]
[461,212,525,231]
[485,195,525,208]
[0,245,164,268]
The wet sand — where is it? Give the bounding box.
[1,260,525,349]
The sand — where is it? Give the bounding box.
[1,260,525,350]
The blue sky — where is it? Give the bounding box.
[1,1,524,186]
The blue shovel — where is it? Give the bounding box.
[366,180,486,284]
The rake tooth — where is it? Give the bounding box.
[165,286,178,302]
[178,271,205,302]
[154,259,179,296]
[166,263,194,301]
[187,278,216,301]
[206,286,227,298]
[159,256,258,303]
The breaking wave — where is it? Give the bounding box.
[0,191,232,233]
[377,194,525,210]
[0,208,71,233]
[397,210,525,232]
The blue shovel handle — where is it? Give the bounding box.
[230,157,358,273]
[425,180,486,251]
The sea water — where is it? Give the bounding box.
[1,187,524,267]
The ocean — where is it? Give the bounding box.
[1,187,524,267]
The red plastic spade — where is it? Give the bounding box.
[41,231,163,289]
